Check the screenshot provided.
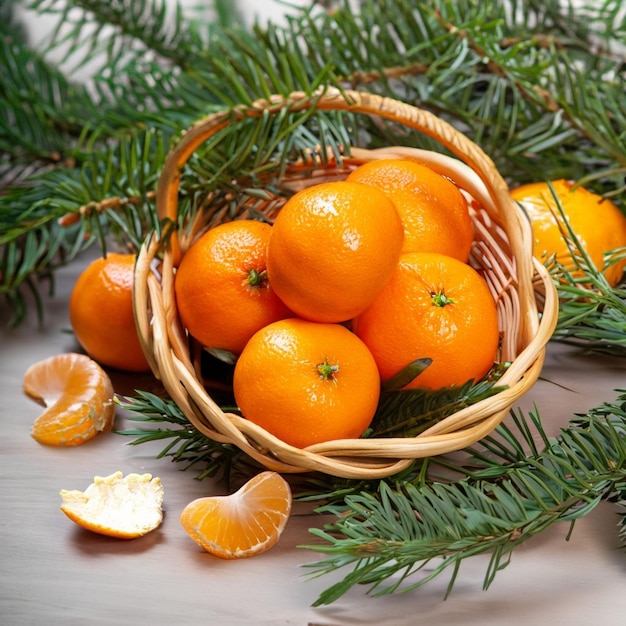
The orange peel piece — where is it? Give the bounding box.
[23,353,115,446]
[60,471,164,539]
[180,471,292,559]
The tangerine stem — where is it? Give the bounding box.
[432,290,455,307]
[248,268,268,287]
[317,359,339,381]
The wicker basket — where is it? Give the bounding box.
[133,88,558,479]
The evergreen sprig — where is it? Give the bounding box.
[551,264,626,357]
[26,0,204,74]
[0,126,167,325]
[0,31,96,185]
[616,488,626,547]
[301,391,626,606]
[116,390,246,480]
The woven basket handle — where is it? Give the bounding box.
[155,88,534,319]
[158,88,518,220]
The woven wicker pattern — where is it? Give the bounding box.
[133,88,558,479]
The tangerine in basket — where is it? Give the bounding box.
[510,179,626,287]
[353,252,500,390]
[346,159,474,262]
[69,253,150,372]
[60,471,164,539]
[23,353,115,446]
[233,318,380,448]
[174,219,293,355]
[266,180,404,323]
[180,471,292,559]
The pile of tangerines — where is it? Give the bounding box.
[59,159,626,454]
[174,158,500,448]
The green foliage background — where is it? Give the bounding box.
[2,0,626,325]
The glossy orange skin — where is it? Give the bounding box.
[353,252,500,390]
[233,318,380,448]
[266,181,404,323]
[23,353,115,446]
[510,179,626,287]
[174,220,293,355]
[346,159,474,262]
[69,253,150,372]
[180,471,292,559]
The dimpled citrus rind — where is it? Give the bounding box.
[353,252,500,390]
[266,181,404,323]
[510,179,626,287]
[233,318,380,448]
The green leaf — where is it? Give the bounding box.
[380,358,433,392]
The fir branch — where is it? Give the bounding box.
[21,0,213,127]
[1,127,167,245]
[116,390,245,480]
[615,485,626,547]
[550,271,626,357]
[434,4,626,176]
[301,392,626,606]
[210,0,244,28]
[0,33,96,185]
[9,0,626,188]
[26,0,204,73]
[1,127,167,324]
[0,0,27,41]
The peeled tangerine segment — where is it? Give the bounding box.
[180,471,292,559]
[60,471,164,539]
[23,353,115,446]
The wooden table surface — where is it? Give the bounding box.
[2,254,626,626]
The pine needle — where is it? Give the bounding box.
[301,391,626,606]
[115,391,245,480]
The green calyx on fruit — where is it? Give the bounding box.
[247,268,268,288]
[431,290,455,307]
[317,359,339,381]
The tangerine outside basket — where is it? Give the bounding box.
[133,88,559,479]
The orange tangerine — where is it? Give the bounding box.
[346,159,474,261]
[510,179,626,286]
[174,219,293,355]
[233,318,380,448]
[69,253,150,372]
[266,180,404,323]
[353,252,500,390]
